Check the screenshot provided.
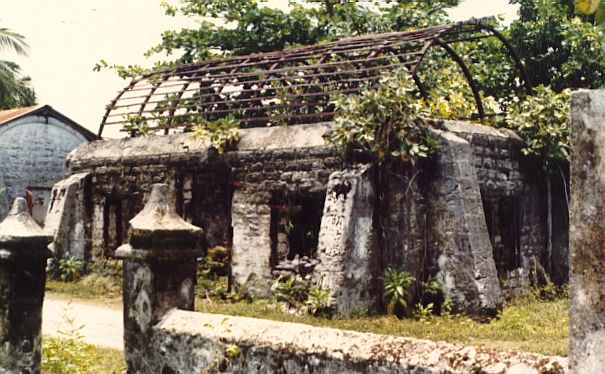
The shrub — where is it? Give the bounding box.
[382,267,415,318]
[57,257,85,282]
[271,274,309,309]
[306,285,332,317]
[330,70,440,164]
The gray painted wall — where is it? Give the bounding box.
[0,115,89,219]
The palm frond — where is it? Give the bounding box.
[0,28,29,56]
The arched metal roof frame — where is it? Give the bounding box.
[98,18,532,138]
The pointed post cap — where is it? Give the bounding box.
[0,198,53,260]
[116,184,205,261]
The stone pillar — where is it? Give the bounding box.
[0,198,52,373]
[230,190,273,295]
[429,131,502,316]
[569,89,605,373]
[115,184,204,374]
[314,165,378,316]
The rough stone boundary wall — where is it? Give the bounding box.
[151,310,567,374]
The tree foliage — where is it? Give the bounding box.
[104,0,605,166]
[505,85,570,169]
[98,0,461,78]
[0,27,35,110]
[507,0,605,91]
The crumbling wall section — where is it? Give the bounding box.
[44,172,92,260]
[67,134,231,257]
[227,124,342,292]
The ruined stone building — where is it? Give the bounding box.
[0,105,95,223]
[45,20,568,316]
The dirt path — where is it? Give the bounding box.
[42,297,124,350]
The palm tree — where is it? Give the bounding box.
[0,27,28,56]
[0,27,35,109]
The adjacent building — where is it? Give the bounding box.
[0,105,95,223]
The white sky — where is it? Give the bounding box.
[0,0,518,136]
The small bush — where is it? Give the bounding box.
[271,274,309,309]
[306,285,332,317]
[57,257,85,282]
[382,267,415,318]
[42,335,97,374]
[42,336,125,374]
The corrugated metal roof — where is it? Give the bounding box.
[0,105,97,140]
[0,106,37,125]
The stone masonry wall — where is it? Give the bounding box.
[0,115,89,219]
[60,120,569,313]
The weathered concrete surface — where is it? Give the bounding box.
[67,131,210,169]
[230,190,273,295]
[44,172,91,260]
[445,121,524,198]
[0,198,52,374]
[115,184,204,374]
[237,122,333,150]
[314,165,378,316]
[429,131,502,315]
[569,89,605,373]
[151,310,567,374]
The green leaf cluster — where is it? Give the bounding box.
[509,0,605,91]
[330,70,440,164]
[0,28,36,109]
[191,114,240,153]
[505,85,570,169]
[382,267,416,317]
[271,274,332,316]
[99,0,460,77]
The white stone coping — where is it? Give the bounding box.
[155,310,567,373]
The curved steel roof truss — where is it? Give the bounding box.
[99,18,532,138]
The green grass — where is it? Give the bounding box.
[196,295,568,357]
[47,273,568,358]
[46,275,122,307]
[42,336,125,374]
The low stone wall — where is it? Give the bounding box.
[151,310,567,374]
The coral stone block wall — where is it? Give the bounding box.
[51,120,568,315]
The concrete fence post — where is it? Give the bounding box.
[570,89,605,373]
[115,183,204,374]
[0,198,52,374]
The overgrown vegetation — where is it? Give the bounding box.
[46,258,122,304]
[271,274,332,317]
[382,267,416,317]
[505,85,570,169]
[42,308,125,374]
[196,283,569,357]
[45,247,570,357]
[330,71,441,164]
[190,115,240,154]
[42,336,125,374]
